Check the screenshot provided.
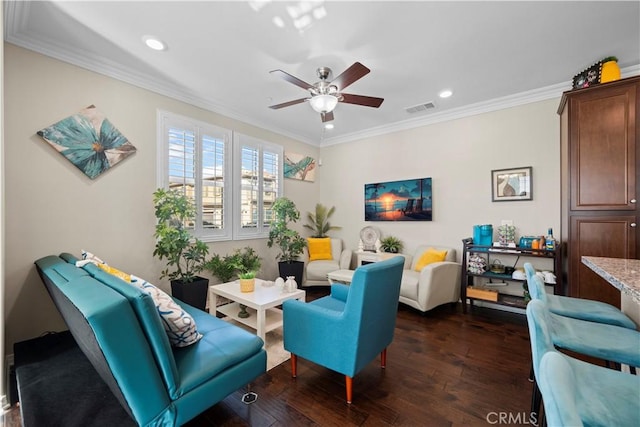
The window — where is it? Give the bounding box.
[157,111,283,241]
[233,133,283,239]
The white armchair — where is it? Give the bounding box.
[302,238,352,286]
[399,245,461,312]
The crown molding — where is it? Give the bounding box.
[322,63,640,147]
[3,1,317,146]
[5,1,638,149]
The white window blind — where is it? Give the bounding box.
[158,111,232,241]
[158,111,282,242]
[233,133,283,239]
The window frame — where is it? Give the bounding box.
[157,110,283,242]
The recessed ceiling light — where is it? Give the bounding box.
[439,89,453,98]
[324,123,334,130]
[142,35,167,51]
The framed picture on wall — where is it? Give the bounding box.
[491,167,532,202]
[283,152,316,182]
[364,177,432,221]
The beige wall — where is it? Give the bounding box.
[2,44,319,349]
[3,42,562,355]
[319,98,561,258]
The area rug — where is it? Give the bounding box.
[223,318,290,371]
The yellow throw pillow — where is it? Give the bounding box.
[97,263,132,283]
[307,237,333,261]
[414,248,448,271]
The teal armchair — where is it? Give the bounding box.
[282,257,404,404]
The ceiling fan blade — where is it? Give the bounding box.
[331,62,370,91]
[269,98,308,109]
[340,93,384,108]
[270,69,314,90]
[321,111,334,123]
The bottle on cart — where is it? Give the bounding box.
[545,228,556,250]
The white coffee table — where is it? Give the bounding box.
[208,279,305,341]
[327,269,355,285]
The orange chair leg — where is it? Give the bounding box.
[291,354,297,378]
[345,375,353,404]
[381,348,387,368]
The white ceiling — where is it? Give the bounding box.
[4,1,640,146]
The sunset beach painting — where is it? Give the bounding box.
[364,177,432,221]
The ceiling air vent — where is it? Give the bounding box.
[405,102,435,114]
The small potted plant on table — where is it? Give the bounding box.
[204,247,262,286]
[231,247,262,293]
[380,236,403,254]
[153,188,209,310]
[267,197,306,286]
[204,247,261,317]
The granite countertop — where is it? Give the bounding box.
[581,256,640,304]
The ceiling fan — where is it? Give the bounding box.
[268,62,384,123]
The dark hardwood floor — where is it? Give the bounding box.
[187,288,534,426]
[3,288,534,426]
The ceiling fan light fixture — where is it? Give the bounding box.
[309,94,338,113]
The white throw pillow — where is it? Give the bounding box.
[130,275,202,347]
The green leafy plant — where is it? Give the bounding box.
[203,253,236,283]
[238,271,256,280]
[303,203,341,237]
[204,247,261,282]
[230,247,262,277]
[153,188,209,283]
[267,197,306,262]
[380,236,403,253]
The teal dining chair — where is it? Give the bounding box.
[523,263,636,329]
[525,274,640,419]
[527,299,640,426]
[282,257,404,404]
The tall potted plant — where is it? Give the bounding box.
[303,203,341,237]
[267,197,306,285]
[153,188,209,310]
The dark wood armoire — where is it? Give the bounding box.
[559,76,639,307]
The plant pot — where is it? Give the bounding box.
[171,276,209,310]
[600,60,621,83]
[239,278,255,293]
[278,261,304,287]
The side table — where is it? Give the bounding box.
[327,269,355,285]
[355,251,406,266]
[209,279,305,341]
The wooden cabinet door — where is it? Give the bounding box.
[569,215,637,307]
[569,83,637,211]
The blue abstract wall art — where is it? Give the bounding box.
[37,105,136,179]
